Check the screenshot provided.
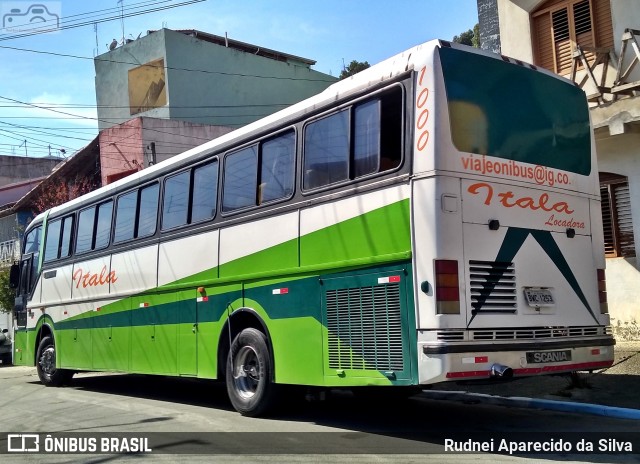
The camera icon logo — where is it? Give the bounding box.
[7,434,40,452]
[1,2,61,33]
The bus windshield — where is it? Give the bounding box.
[439,46,591,175]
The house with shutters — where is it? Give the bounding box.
[477,0,640,337]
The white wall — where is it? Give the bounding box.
[596,130,640,337]
[611,0,640,85]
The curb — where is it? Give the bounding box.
[422,390,640,420]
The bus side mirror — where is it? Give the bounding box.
[9,263,19,289]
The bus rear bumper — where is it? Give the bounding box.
[418,336,615,384]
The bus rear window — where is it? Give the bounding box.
[439,46,591,175]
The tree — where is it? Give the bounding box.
[340,60,370,80]
[0,268,14,314]
[453,23,480,48]
[31,175,97,215]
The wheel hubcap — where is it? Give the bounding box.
[232,346,260,399]
[39,346,56,376]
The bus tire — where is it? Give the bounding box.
[226,328,279,417]
[36,336,73,387]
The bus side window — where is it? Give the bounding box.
[43,219,62,263]
[259,130,295,204]
[303,110,349,189]
[223,145,258,212]
[303,86,402,191]
[138,183,159,238]
[162,171,190,230]
[191,161,218,222]
[379,87,402,171]
[76,206,96,253]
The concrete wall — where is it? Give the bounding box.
[141,118,233,166]
[95,29,337,131]
[478,0,502,52]
[597,126,640,335]
[0,156,61,186]
[95,33,169,131]
[99,117,234,185]
[163,29,335,128]
[99,118,145,185]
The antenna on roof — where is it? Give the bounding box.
[117,0,125,46]
[94,23,98,57]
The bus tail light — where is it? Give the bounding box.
[435,259,460,314]
[597,269,608,314]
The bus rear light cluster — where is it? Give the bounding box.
[597,269,608,314]
[435,259,460,314]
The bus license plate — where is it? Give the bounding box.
[523,288,555,307]
[526,350,571,364]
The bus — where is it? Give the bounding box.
[10,40,615,416]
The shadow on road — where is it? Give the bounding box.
[38,372,640,460]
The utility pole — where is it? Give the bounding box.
[147,142,157,166]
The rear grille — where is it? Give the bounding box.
[469,260,517,313]
[472,326,611,341]
[326,283,404,371]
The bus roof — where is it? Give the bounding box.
[31,39,575,226]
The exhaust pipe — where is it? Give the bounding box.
[490,363,513,380]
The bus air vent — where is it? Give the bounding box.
[436,331,465,341]
[469,260,517,313]
[326,283,404,372]
[472,326,609,340]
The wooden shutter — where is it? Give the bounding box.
[552,7,574,75]
[600,174,637,258]
[593,0,614,50]
[533,13,554,71]
[600,184,616,257]
[614,183,636,258]
[532,0,612,76]
[573,0,595,62]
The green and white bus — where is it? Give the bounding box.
[10,40,614,416]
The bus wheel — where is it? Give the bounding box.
[226,328,279,417]
[36,336,73,387]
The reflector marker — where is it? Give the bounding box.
[378,276,401,284]
[272,288,289,295]
[197,296,209,302]
[95,307,101,312]
[139,303,149,308]
[462,356,488,364]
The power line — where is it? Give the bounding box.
[0,44,335,83]
[0,0,206,42]
[0,102,294,109]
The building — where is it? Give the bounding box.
[1,29,335,265]
[477,0,640,337]
[0,155,61,186]
[94,28,338,130]
[99,117,233,185]
[0,156,62,269]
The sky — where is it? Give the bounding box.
[0,0,479,161]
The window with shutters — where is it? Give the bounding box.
[532,0,614,76]
[600,173,636,258]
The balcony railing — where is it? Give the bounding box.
[0,239,19,268]
[571,28,640,104]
